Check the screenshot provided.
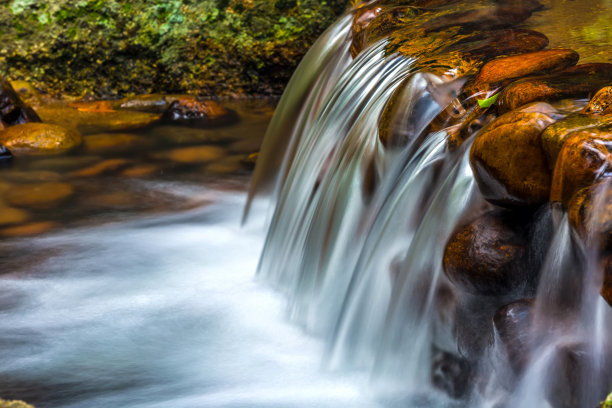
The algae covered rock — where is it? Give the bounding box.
[0,123,82,155]
[470,107,557,207]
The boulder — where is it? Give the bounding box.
[0,77,41,128]
[550,127,612,207]
[497,64,612,113]
[493,299,534,374]
[0,123,82,156]
[541,115,612,170]
[464,49,579,96]
[443,210,538,296]
[584,87,612,116]
[161,97,238,127]
[470,107,557,207]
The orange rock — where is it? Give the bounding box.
[0,206,30,226]
[4,182,74,208]
[568,179,612,250]
[583,86,612,116]
[82,133,151,154]
[497,63,612,113]
[121,164,161,177]
[0,221,57,237]
[465,49,579,95]
[350,5,384,57]
[68,100,115,113]
[550,127,612,207]
[470,108,557,207]
[0,123,82,155]
[68,158,131,178]
[152,146,226,164]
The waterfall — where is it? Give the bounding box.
[250,1,612,407]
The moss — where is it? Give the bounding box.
[0,0,350,98]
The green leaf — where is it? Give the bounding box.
[477,93,499,109]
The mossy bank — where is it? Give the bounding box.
[0,0,349,99]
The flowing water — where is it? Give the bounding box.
[3,0,612,407]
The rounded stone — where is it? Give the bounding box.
[0,221,58,238]
[584,86,612,116]
[493,299,534,374]
[0,123,82,156]
[152,146,226,164]
[82,133,151,154]
[470,108,557,207]
[4,182,74,208]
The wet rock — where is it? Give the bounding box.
[0,221,58,238]
[0,77,41,129]
[443,210,538,296]
[350,5,385,57]
[161,97,238,127]
[600,256,612,307]
[68,159,131,178]
[541,115,612,170]
[464,49,579,95]
[0,123,82,156]
[36,105,160,135]
[82,133,151,154]
[545,342,612,408]
[431,346,472,399]
[422,5,534,34]
[28,156,101,172]
[3,170,62,183]
[497,64,612,113]
[10,80,42,107]
[0,206,30,226]
[241,152,259,169]
[584,87,612,116]
[151,146,226,164]
[204,155,249,175]
[493,299,534,374]
[568,180,612,252]
[550,127,612,207]
[470,108,557,207]
[120,164,161,178]
[4,182,74,209]
[111,94,174,113]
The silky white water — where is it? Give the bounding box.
[0,184,378,408]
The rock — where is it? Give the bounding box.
[443,210,538,297]
[0,399,35,408]
[550,127,612,207]
[497,64,612,113]
[4,182,74,208]
[111,94,174,112]
[584,87,612,116]
[9,80,42,107]
[151,146,226,164]
[68,159,131,178]
[545,342,612,408]
[82,133,151,154]
[2,170,62,183]
[568,180,612,252]
[120,164,161,178]
[541,115,612,170]
[36,105,160,135]
[470,107,557,207]
[28,156,101,172]
[464,49,579,95]
[421,5,534,34]
[431,346,472,399]
[161,97,238,127]
[600,256,612,307]
[204,155,248,175]
[0,123,82,156]
[0,221,58,238]
[0,77,41,129]
[493,299,534,374]
[350,5,384,57]
[241,152,259,169]
[0,206,30,226]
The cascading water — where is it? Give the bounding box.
[251,0,612,407]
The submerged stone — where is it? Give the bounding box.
[4,182,74,208]
[493,299,534,374]
[0,221,58,238]
[470,107,556,207]
[497,63,612,113]
[0,77,41,129]
[0,123,82,156]
[421,5,534,34]
[68,159,131,178]
[584,87,612,116]
[151,146,226,164]
[350,5,385,57]
[161,97,238,127]
[431,346,472,399]
[550,127,612,207]
[82,133,151,155]
[443,210,537,297]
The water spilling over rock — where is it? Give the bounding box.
[249,0,612,406]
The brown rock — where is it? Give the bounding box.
[0,221,57,237]
[493,299,534,374]
[584,87,612,116]
[422,5,533,34]
[68,159,131,178]
[497,63,612,113]
[568,180,612,251]
[152,146,226,164]
[0,77,41,129]
[161,97,237,127]
[350,5,384,57]
[121,164,161,178]
[541,115,612,170]
[601,256,612,307]
[470,108,557,207]
[550,127,612,207]
[464,49,579,95]
[4,182,74,208]
[0,123,81,156]
[36,105,160,135]
[431,346,472,399]
[0,206,30,226]
[82,133,151,154]
[443,210,537,296]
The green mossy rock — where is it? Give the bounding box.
[0,0,350,99]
